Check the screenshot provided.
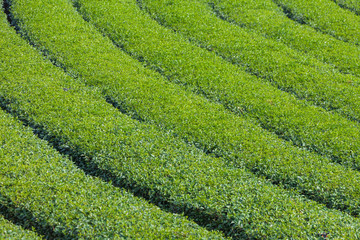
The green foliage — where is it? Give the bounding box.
[71,0,360,177]
[3,0,360,238]
[0,215,41,239]
[0,111,225,239]
[334,0,360,15]
[7,0,360,220]
[210,0,360,77]
[5,6,360,238]
[140,0,360,123]
[273,0,360,45]
[0,11,225,240]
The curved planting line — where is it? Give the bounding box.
[0,12,225,240]
[0,112,225,240]
[3,1,360,239]
[71,0,360,173]
[210,0,360,78]
[273,0,360,45]
[0,193,67,239]
[7,0,360,219]
[333,0,360,15]
[0,214,42,240]
[139,0,360,120]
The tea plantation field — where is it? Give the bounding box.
[1,0,360,239]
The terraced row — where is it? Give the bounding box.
[8,0,360,216]
[140,0,360,123]
[73,0,360,170]
[0,103,223,239]
[273,0,360,45]
[0,9,224,239]
[334,0,360,15]
[0,215,41,239]
[3,0,360,238]
[210,0,360,77]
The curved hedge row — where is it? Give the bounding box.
[210,0,360,77]
[4,1,360,239]
[0,111,225,239]
[0,10,224,240]
[72,0,360,174]
[8,0,360,217]
[0,216,41,240]
[140,0,360,124]
[334,0,360,15]
[273,0,360,45]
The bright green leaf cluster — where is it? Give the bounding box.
[273,0,360,45]
[210,0,360,77]
[0,111,226,239]
[3,1,360,238]
[0,76,225,239]
[0,87,225,239]
[334,0,360,15]
[140,0,360,123]
[72,0,360,176]
[4,0,360,239]
[7,0,360,219]
[0,10,226,240]
[0,215,41,240]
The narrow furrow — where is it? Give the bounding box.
[273,0,360,45]
[0,193,65,239]
[0,8,225,240]
[333,0,360,15]
[0,110,226,239]
[7,0,360,219]
[140,0,360,124]
[3,1,360,239]
[0,214,42,240]
[72,0,360,174]
[210,0,360,77]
